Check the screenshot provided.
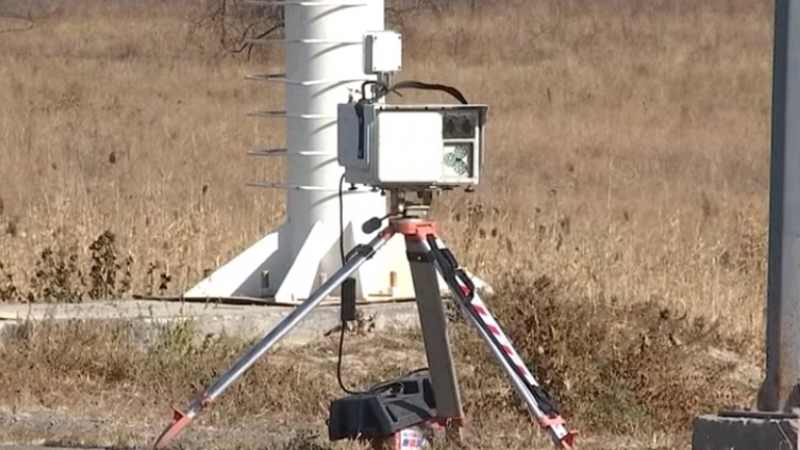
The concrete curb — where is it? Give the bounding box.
[0,299,421,347]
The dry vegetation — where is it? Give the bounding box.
[0,0,776,448]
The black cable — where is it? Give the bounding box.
[336,324,364,396]
[356,79,468,106]
[335,173,368,396]
[371,80,470,105]
[334,177,427,396]
[359,80,390,103]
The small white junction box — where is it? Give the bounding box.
[337,103,488,189]
[363,30,402,74]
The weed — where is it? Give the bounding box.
[29,246,85,303]
[0,261,23,302]
[87,230,133,300]
[1,230,136,303]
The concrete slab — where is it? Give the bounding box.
[0,299,421,347]
[692,411,799,450]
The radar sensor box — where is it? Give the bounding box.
[337,103,488,190]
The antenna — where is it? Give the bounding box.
[182,0,492,304]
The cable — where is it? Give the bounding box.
[359,80,390,103]
[335,175,426,396]
[335,173,368,396]
[371,80,470,105]
[356,79,469,106]
[336,324,364,396]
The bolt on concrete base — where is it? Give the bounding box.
[692,409,799,450]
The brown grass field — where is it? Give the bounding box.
[0,0,778,448]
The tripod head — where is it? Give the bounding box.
[360,188,437,234]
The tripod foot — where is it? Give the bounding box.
[153,408,192,450]
[559,430,578,449]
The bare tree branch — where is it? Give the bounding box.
[192,0,487,61]
[232,23,282,61]
[191,0,284,60]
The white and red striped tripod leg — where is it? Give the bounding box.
[421,233,578,450]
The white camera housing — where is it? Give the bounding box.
[337,103,488,190]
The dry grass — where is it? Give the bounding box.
[0,283,761,448]
[0,0,776,447]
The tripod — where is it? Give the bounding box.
[152,213,578,450]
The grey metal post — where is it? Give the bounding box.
[756,0,800,412]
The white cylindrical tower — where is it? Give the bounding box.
[184,0,424,303]
[282,0,388,283]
